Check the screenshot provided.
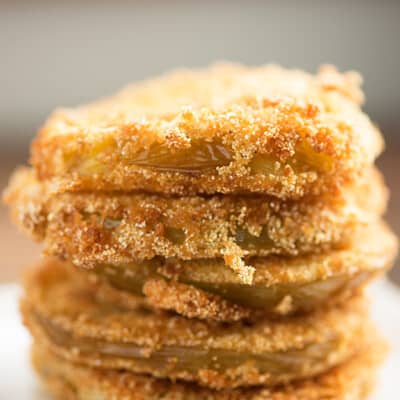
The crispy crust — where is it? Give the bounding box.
[83,221,397,322]
[4,167,387,267]
[22,258,371,389]
[32,337,386,400]
[31,64,383,198]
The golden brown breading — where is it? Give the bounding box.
[31,64,383,198]
[32,336,386,400]
[82,221,397,322]
[22,258,373,389]
[4,167,387,268]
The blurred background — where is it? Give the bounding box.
[1,0,399,283]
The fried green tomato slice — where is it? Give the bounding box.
[87,221,398,322]
[31,64,383,198]
[4,167,387,270]
[32,336,387,400]
[22,258,372,389]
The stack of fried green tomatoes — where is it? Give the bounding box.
[4,63,398,400]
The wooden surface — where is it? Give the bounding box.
[1,151,399,285]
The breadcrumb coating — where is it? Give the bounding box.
[85,221,396,322]
[31,63,383,198]
[4,167,387,268]
[22,258,372,389]
[32,335,386,400]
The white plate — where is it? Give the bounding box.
[0,280,399,399]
